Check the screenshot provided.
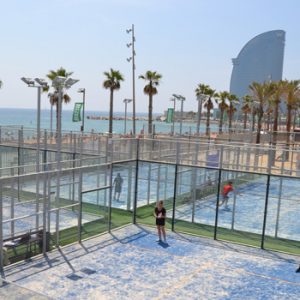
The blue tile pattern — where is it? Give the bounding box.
[4,225,300,299]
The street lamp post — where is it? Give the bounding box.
[123,98,132,134]
[21,77,48,238]
[78,88,86,132]
[173,94,186,136]
[52,77,79,169]
[126,24,136,135]
[52,76,79,246]
[170,97,176,135]
[21,77,48,171]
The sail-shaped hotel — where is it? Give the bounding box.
[230,30,285,98]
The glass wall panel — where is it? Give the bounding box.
[81,189,109,240]
[264,176,300,254]
[136,162,175,229]
[110,162,135,229]
[216,171,267,247]
[174,166,218,238]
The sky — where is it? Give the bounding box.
[0,0,300,114]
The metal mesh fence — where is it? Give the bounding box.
[0,128,299,270]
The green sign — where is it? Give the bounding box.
[166,108,174,123]
[72,102,83,122]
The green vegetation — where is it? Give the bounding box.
[139,71,162,135]
[103,68,124,135]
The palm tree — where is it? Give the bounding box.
[195,83,210,134]
[216,91,229,134]
[241,95,252,130]
[103,69,124,135]
[249,82,274,144]
[282,80,300,159]
[227,94,238,132]
[46,67,73,131]
[204,88,217,136]
[139,71,162,135]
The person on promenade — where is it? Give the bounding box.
[219,181,240,210]
[113,173,123,201]
[154,200,167,243]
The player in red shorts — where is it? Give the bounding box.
[219,181,239,209]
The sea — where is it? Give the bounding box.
[0,108,217,135]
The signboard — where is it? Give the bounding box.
[72,102,83,122]
[166,108,174,123]
[206,152,220,168]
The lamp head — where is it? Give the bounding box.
[35,78,48,87]
[21,77,35,86]
[65,78,79,88]
[126,43,132,48]
[123,98,132,103]
[78,88,85,93]
[126,29,132,34]
[127,57,132,62]
[52,76,66,87]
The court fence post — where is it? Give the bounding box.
[133,138,139,225]
[0,180,3,272]
[214,145,224,240]
[171,164,178,231]
[261,174,271,249]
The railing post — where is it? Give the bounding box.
[261,174,271,249]
[171,164,178,231]
[0,180,3,272]
[133,139,140,225]
[214,145,224,240]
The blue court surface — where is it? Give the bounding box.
[3,225,300,299]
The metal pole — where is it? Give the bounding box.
[0,180,3,271]
[37,87,42,226]
[180,99,184,136]
[261,175,271,249]
[55,85,62,246]
[124,101,127,134]
[171,164,178,231]
[78,168,83,241]
[37,87,41,169]
[132,24,136,135]
[42,172,47,254]
[171,98,176,136]
[133,139,140,224]
[214,145,224,240]
[81,89,86,132]
[275,177,283,238]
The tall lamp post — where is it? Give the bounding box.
[78,88,86,132]
[21,77,48,171]
[21,77,48,238]
[123,98,132,134]
[126,24,136,135]
[52,76,79,246]
[173,94,186,136]
[170,97,176,136]
[52,76,79,169]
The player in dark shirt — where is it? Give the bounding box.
[154,200,166,242]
